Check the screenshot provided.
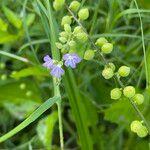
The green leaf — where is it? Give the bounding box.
[0,79,42,105]
[64,69,93,150]
[103,99,136,125]
[0,96,60,143]
[3,6,22,29]
[37,111,58,150]
[11,66,49,79]
[0,18,8,31]
[26,13,36,26]
[0,31,19,44]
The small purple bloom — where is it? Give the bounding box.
[63,53,81,68]
[43,55,53,69]
[50,64,64,78]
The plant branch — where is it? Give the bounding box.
[66,4,150,135]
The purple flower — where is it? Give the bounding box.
[63,53,81,68]
[43,55,53,69]
[50,64,64,78]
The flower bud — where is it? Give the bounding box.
[53,0,65,11]
[56,42,63,49]
[118,66,130,77]
[110,88,122,100]
[123,86,135,98]
[73,26,82,34]
[20,83,26,90]
[64,24,71,33]
[130,120,142,133]
[61,48,68,54]
[59,37,67,43]
[68,40,76,47]
[0,63,6,69]
[136,126,148,138]
[108,63,116,71]
[69,1,80,12]
[84,50,95,60]
[95,37,108,48]
[101,43,113,54]
[102,68,114,79]
[133,94,144,105]
[78,8,89,20]
[76,32,88,43]
[61,15,72,26]
[59,31,68,38]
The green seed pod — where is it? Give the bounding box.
[84,50,95,60]
[76,32,88,42]
[56,42,63,49]
[61,15,72,26]
[133,94,144,105]
[1,74,7,80]
[59,31,68,38]
[118,66,130,77]
[123,86,135,98]
[110,88,122,100]
[95,37,108,48]
[53,0,65,11]
[20,83,26,90]
[61,48,68,54]
[130,120,142,133]
[69,1,80,12]
[59,37,67,43]
[68,40,76,47]
[136,125,148,138]
[64,24,71,33]
[108,63,116,71]
[0,63,6,69]
[101,43,113,54]
[102,68,114,79]
[73,26,82,34]
[78,8,89,20]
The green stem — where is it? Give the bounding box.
[57,101,64,150]
[53,78,64,150]
[117,76,150,135]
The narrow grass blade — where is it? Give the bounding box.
[0,96,60,143]
[64,69,93,150]
[0,50,29,63]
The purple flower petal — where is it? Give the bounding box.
[50,65,64,78]
[63,53,81,68]
[43,55,53,69]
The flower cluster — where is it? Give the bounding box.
[43,54,81,78]
[43,1,92,78]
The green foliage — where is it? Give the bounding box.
[3,6,22,29]
[11,66,49,79]
[104,98,136,126]
[0,0,150,149]
[37,111,58,150]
